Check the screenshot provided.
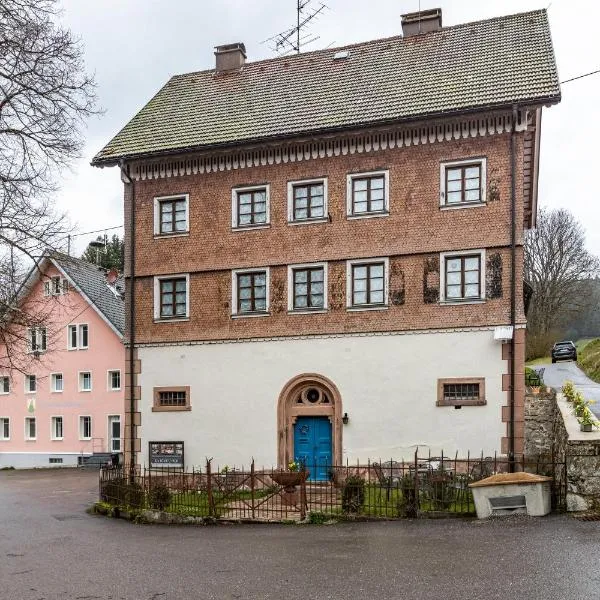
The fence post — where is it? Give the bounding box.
[250,459,255,520]
[206,459,215,518]
[413,448,419,513]
[300,474,307,521]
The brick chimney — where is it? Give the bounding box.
[214,43,246,73]
[401,8,442,37]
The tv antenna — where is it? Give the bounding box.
[263,0,329,55]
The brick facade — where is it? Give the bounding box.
[124,131,526,344]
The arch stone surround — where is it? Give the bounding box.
[277,373,343,468]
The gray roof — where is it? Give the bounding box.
[93,9,560,165]
[50,252,125,336]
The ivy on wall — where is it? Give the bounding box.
[486,253,503,299]
[390,260,405,306]
[423,256,440,304]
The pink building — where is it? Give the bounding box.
[0,251,125,468]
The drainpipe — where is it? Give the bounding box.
[509,106,518,473]
[120,161,136,474]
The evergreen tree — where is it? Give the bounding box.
[81,234,124,271]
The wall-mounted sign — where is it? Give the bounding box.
[149,441,184,468]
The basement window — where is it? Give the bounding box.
[437,378,486,407]
[152,386,191,412]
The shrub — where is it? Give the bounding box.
[307,511,329,524]
[148,481,173,511]
[341,475,365,514]
[99,476,144,508]
[397,474,418,518]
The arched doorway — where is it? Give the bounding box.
[277,374,343,479]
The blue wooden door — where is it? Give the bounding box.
[294,416,332,481]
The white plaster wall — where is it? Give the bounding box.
[138,329,506,469]
[0,452,86,468]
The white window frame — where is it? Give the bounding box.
[24,374,36,394]
[24,416,36,441]
[27,327,47,354]
[79,371,92,392]
[287,262,328,313]
[346,257,390,311]
[50,372,63,393]
[231,267,270,317]
[287,178,328,224]
[79,415,92,441]
[153,273,190,322]
[108,415,121,453]
[231,184,271,230]
[346,170,390,219]
[79,324,89,349]
[439,249,487,304]
[51,415,64,441]
[44,277,68,296]
[107,369,121,391]
[153,193,190,237]
[0,417,10,441]
[67,323,88,350]
[440,157,487,209]
[0,376,10,394]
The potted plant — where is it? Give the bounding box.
[271,461,308,491]
[579,409,598,432]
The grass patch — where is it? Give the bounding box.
[167,489,272,517]
[526,356,551,367]
[578,338,600,383]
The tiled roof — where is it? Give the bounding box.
[92,9,560,165]
[50,252,125,336]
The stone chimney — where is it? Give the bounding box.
[214,43,246,73]
[106,268,119,284]
[401,8,442,37]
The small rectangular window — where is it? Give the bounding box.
[0,418,9,440]
[25,374,36,393]
[347,171,389,217]
[236,271,268,314]
[290,181,326,221]
[443,254,482,301]
[28,327,47,353]
[159,198,187,234]
[152,387,191,412]
[68,325,78,349]
[437,378,486,407]
[25,417,36,440]
[51,373,63,393]
[232,186,270,229]
[441,159,486,207]
[0,377,10,394]
[159,278,188,319]
[79,372,92,392]
[52,276,61,295]
[51,416,63,440]
[351,262,386,306]
[79,324,89,349]
[49,457,63,464]
[108,370,121,391]
[292,267,325,310]
[80,416,92,440]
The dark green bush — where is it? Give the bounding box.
[100,477,144,508]
[148,481,173,511]
[341,475,365,514]
[397,474,418,518]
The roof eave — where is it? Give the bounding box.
[91,93,561,168]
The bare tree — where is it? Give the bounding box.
[524,208,600,358]
[0,0,98,370]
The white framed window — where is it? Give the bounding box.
[346,170,389,218]
[153,274,190,321]
[440,158,487,208]
[51,373,63,393]
[27,327,47,353]
[25,417,36,440]
[67,323,89,350]
[231,184,270,229]
[108,370,121,391]
[287,263,328,312]
[108,415,121,452]
[287,178,328,223]
[51,416,64,440]
[439,249,486,303]
[153,193,189,236]
[346,257,389,310]
[44,276,69,296]
[0,376,10,394]
[24,374,36,393]
[0,417,9,440]
[231,268,270,316]
[79,371,92,392]
[79,416,92,440]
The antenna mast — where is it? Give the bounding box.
[263,0,329,55]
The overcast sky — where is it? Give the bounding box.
[58,0,600,256]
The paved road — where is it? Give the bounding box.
[536,360,600,416]
[2,469,600,599]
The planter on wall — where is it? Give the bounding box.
[271,471,308,492]
[580,423,594,432]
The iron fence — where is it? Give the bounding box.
[99,452,566,522]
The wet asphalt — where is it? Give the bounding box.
[2,469,600,599]
[538,360,600,416]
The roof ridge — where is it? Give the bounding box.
[168,9,548,80]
